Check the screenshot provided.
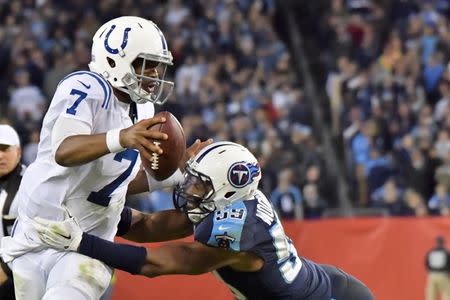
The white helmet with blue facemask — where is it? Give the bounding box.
[173,142,262,224]
[89,16,174,104]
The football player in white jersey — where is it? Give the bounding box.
[0,16,209,300]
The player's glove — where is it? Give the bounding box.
[32,217,83,252]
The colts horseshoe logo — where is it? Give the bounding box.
[104,25,132,54]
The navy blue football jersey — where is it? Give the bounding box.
[194,190,332,300]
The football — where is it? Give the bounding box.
[141,111,186,181]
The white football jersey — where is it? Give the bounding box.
[16,71,154,241]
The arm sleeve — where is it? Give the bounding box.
[79,233,147,275]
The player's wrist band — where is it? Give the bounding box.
[106,128,125,153]
[79,232,147,275]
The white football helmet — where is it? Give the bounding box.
[89,16,174,104]
[173,142,262,224]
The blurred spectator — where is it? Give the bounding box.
[302,183,327,219]
[371,178,411,216]
[43,51,76,98]
[403,147,435,199]
[425,236,450,300]
[428,184,450,216]
[352,119,376,206]
[436,152,450,189]
[0,124,24,300]
[299,164,335,207]
[8,69,46,124]
[434,79,450,122]
[365,147,392,194]
[434,129,450,161]
[404,188,428,217]
[423,52,445,105]
[270,168,302,220]
[22,129,39,166]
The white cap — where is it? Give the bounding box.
[0,125,20,146]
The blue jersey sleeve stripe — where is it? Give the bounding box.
[58,71,90,87]
[58,71,111,109]
[99,73,112,109]
[86,71,111,109]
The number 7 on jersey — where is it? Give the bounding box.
[66,89,88,115]
[88,149,138,206]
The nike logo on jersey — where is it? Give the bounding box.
[218,225,231,231]
[77,80,91,89]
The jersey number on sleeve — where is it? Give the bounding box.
[270,221,301,283]
[216,209,245,221]
[66,89,88,115]
[87,149,138,207]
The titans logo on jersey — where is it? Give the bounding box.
[214,232,235,249]
[194,190,332,300]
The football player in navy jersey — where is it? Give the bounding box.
[33,141,375,300]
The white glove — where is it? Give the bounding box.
[32,217,83,252]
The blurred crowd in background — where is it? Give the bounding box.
[1,0,449,220]
[0,0,333,220]
[313,0,450,216]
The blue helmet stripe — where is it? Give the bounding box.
[195,142,239,163]
[161,34,167,50]
[158,28,167,50]
[151,23,168,51]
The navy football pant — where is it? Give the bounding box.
[320,264,375,300]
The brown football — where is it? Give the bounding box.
[141,111,186,181]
